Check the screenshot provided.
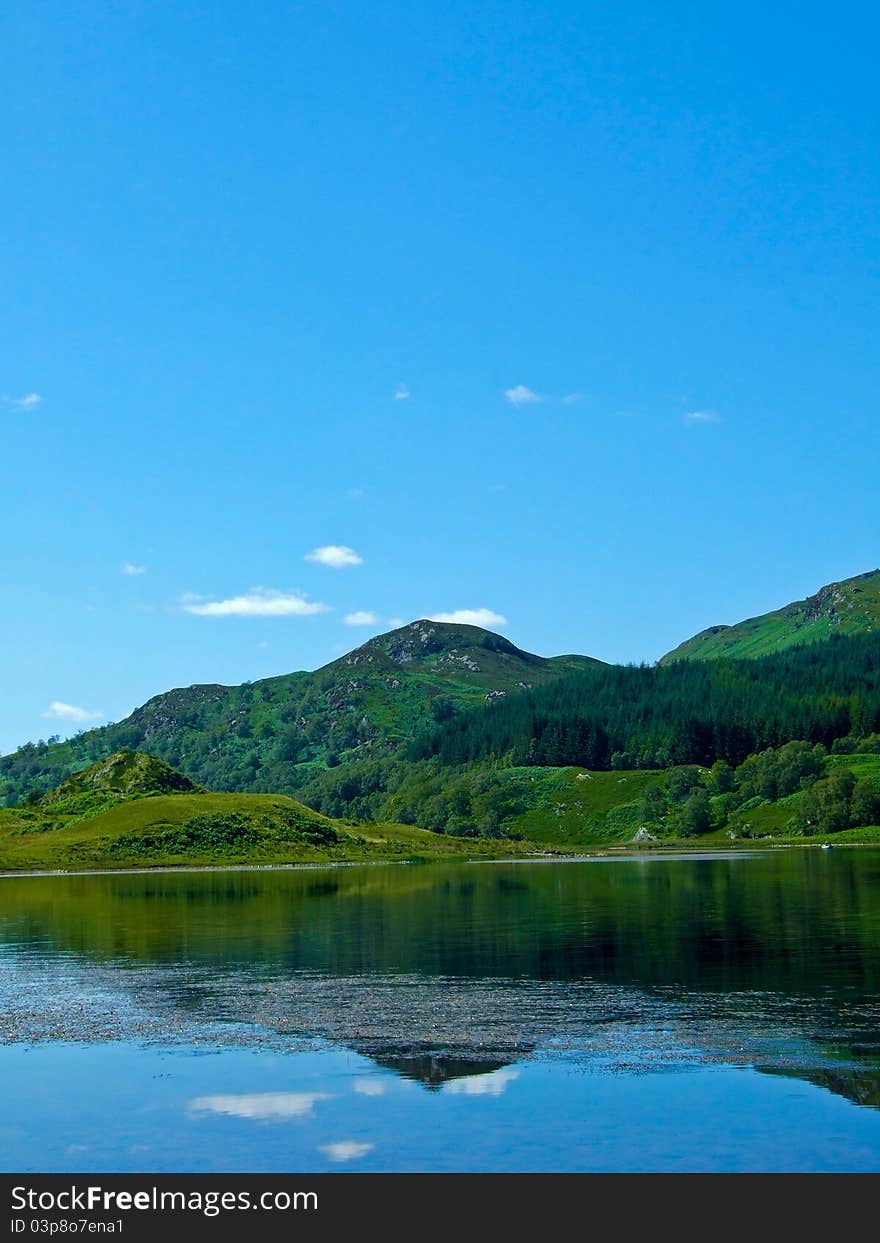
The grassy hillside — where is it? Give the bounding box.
[5,752,879,874]
[0,748,540,871]
[661,569,880,663]
[0,787,533,873]
[433,753,880,848]
[0,750,673,871]
[497,766,665,845]
[0,621,599,807]
[3,741,879,874]
[43,749,201,803]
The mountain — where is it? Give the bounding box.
[6,598,880,848]
[0,621,600,806]
[660,569,880,664]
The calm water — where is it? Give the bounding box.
[2,849,880,1172]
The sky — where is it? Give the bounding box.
[3,1,880,754]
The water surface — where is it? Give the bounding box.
[2,850,880,1171]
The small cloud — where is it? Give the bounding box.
[684,409,720,424]
[394,384,410,400]
[305,545,363,570]
[386,616,406,628]
[347,487,365,499]
[182,589,330,618]
[43,701,104,723]
[5,392,42,411]
[319,1141,374,1163]
[429,608,507,628]
[353,1079,386,1097]
[504,385,541,407]
[562,392,582,405]
[344,610,380,626]
[189,1093,332,1121]
[121,562,146,576]
[490,482,507,492]
[256,640,269,649]
[444,1068,519,1097]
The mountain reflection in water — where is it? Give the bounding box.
[2,851,880,1108]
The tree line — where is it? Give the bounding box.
[410,634,880,770]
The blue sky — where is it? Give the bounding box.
[3,1,880,754]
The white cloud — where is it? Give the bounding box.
[305,545,364,570]
[189,1093,332,1121]
[182,589,330,618]
[386,616,406,628]
[344,611,380,626]
[319,1141,374,1162]
[504,385,541,407]
[121,562,146,576]
[444,1067,519,1097]
[43,701,104,723]
[684,409,720,424]
[353,1079,386,1097]
[429,608,508,628]
[394,384,410,400]
[562,392,582,405]
[5,392,42,411]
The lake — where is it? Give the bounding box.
[2,849,880,1172]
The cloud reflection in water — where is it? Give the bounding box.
[189,1092,332,1121]
[443,1067,520,1097]
[319,1141,374,1162]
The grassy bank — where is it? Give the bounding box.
[0,790,534,873]
[2,747,878,875]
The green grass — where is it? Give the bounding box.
[819,823,880,843]
[724,796,800,837]
[0,790,537,872]
[503,753,880,848]
[5,738,880,875]
[825,752,880,779]
[661,569,880,663]
[702,751,880,843]
[503,766,666,844]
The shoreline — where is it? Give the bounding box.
[0,838,868,881]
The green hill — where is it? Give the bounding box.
[0,621,599,806]
[660,569,880,663]
[42,749,201,805]
[5,747,878,874]
[0,751,534,872]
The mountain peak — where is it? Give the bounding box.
[337,619,538,671]
[661,568,880,663]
